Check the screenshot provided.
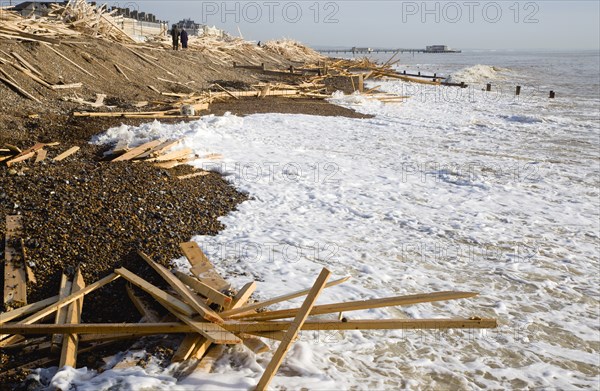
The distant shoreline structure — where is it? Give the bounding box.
[318,45,462,54]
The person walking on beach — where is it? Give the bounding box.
[171,24,180,50]
[180,28,189,50]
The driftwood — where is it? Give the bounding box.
[0,238,497,384]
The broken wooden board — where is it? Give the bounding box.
[138,251,224,325]
[172,334,204,362]
[0,318,498,335]
[221,276,350,318]
[59,268,85,368]
[4,151,34,166]
[112,140,162,162]
[5,142,52,166]
[230,282,256,312]
[177,171,210,180]
[174,272,232,308]
[229,282,269,355]
[126,284,160,323]
[179,242,230,292]
[255,268,331,390]
[0,273,119,347]
[154,158,193,169]
[194,345,226,373]
[0,295,59,324]
[51,274,72,352]
[233,291,480,321]
[3,215,26,307]
[34,149,47,163]
[0,70,40,103]
[44,44,94,77]
[53,146,80,162]
[114,268,195,317]
[163,309,241,345]
[145,148,193,163]
[134,139,181,160]
[114,63,129,81]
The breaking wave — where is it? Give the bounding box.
[446,64,508,84]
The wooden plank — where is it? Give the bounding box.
[164,309,241,345]
[172,334,203,362]
[4,142,47,166]
[11,62,52,88]
[138,251,224,325]
[0,273,119,347]
[255,268,331,390]
[221,276,350,318]
[44,44,94,77]
[3,215,26,307]
[178,171,210,180]
[230,282,256,311]
[50,83,82,90]
[112,140,162,162]
[154,159,193,169]
[21,238,35,284]
[214,83,239,100]
[242,331,286,342]
[0,318,498,335]
[114,63,129,81]
[145,148,193,163]
[6,274,114,321]
[134,139,180,160]
[51,274,72,352]
[0,26,60,44]
[242,336,273,352]
[0,69,40,102]
[0,295,59,324]
[195,345,225,373]
[53,146,80,162]
[4,151,34,166]
[34,149,47,163]
[125,284,160,323]
[174,272,232,308]
[179,242,230,292]
[59,268,85,368]
[229,282,269,355]
[234,291,479,322]
[114,268,194,317]
[10,52,44,77]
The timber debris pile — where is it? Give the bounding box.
[1,234,497,387]
[0,0,467,122]
[0,0,135,43]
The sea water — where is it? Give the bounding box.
[37,50,599,390]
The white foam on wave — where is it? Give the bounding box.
[446,64,509,84]
[70,75,600,390]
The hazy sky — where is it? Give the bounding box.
[109,1,598,49]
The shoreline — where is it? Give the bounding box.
[0,32,371,387]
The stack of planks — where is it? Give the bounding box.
[0,0,136,44]
[103,138,200,169]
[0,237,498,388]
[72,80,331,120]
[1,142,79,166]
[261,39,325,63]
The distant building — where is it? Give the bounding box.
[424,45,460,53]
[173,19,225,38]
[351,47,373,53]
[176,19,201,36]
[110,6,168,40]
[426,45,448,52]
